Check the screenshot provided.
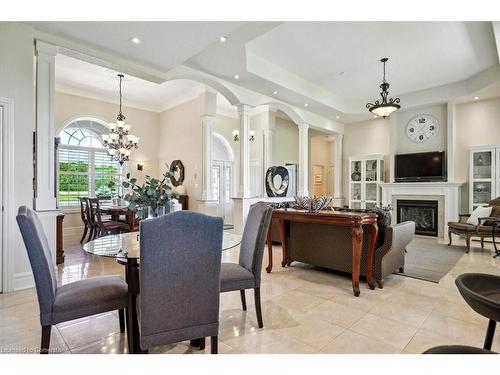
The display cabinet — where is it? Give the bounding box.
[348,154,385,209]
[469,145,500,212]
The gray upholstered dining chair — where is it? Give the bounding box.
[138,211,223,354]
[220,202,273,328]
[16,206,128,354]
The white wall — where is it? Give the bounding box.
[455,97,500,211]
[157,95,204,212]
[0,23,36,291]
[394,104,447,154]
[273,116,299,166]
[342,100,500,211]
[342,117,391,198]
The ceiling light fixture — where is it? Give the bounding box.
[474,96,480,101]
[130,37,141,44]
[366,58,401,118]
[102,74,139,165]
[219,36,228,43]
[273,90,278,95]
[233,74,239,80]
[304,103,309,107]
[336,116,340,120]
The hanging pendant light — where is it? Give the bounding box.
[102,74,139,165]
[366,58,401,118]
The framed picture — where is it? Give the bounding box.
[314,174,323,184]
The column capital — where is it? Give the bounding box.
[298,122,310,131]
[35,40,58,56]
[200,114,215,122]
[236,103,253,114]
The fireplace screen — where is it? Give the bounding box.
[397,200,438,236]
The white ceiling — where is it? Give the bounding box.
[247,22,498,99]
[55,54,236,114]
[34,21,500,123]
[31,21,244,71]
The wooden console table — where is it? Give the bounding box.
[266,208,378,297]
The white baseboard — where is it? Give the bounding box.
[12,271,34,291]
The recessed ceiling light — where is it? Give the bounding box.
[304,103,309,107]
[130,37,141,44]
[233,74,239,80]
[219,36,228,43]
[273,90,278,95]
[339,71,345,75]
[474,96,480,100]
[336,115,340,119]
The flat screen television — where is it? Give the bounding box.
[395,151,446,182]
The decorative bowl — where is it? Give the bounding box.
[294,196,332,212]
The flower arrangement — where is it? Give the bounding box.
[122,169,174,218]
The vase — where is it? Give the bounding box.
[141,204,170,219]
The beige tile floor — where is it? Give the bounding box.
[1,235,500,354]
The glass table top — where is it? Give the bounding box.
[83,231,242,260]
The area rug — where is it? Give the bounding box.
[398,238,466,283]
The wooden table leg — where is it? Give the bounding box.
[125,259,140,353]
[279,220,288,267]
[365,223,378,290]
[266,226,273,273]
[351,225,363,297]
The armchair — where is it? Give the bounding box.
[448,205,500,253]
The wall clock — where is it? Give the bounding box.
[406,115,439,143]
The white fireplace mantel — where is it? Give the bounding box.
[380,182,463,239]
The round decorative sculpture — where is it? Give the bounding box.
[265,166,289,197]
[295,196,332,212]
[169,160,185,187]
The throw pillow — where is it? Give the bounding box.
[467,206,493,226]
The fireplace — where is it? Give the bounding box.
[397,199,438,237]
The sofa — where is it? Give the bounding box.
[270,206,415,288]
[448,198,500,253]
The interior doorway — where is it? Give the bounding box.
[312,165,325,196]
[211,132,234,224]
[211,161,233,224]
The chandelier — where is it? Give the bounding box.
[102,74,139,165]
[366,58,401,118]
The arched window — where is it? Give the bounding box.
[57,118,121,207]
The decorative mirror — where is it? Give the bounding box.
[265,166,289,197]
[169,160,185,187]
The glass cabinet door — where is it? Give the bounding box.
[472,151,493,179]
[365,159,378,182]
[350,160,362,182]
[472,181,492,207]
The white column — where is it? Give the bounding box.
[333,133,343,202]
[447,102,456,183]
[201,115,214,201]
[298,123,309,196]
[35,40,57,210]
[263,109,276,173]
[388,114,398,182]
[237,104,252,198]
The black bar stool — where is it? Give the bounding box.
[455,273,500,350]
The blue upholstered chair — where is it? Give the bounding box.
[16,206,128,354]
[220,202,273,328]
[138,211,224,354]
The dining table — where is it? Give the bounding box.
[99,204,136,232]
[83,231,242,353]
